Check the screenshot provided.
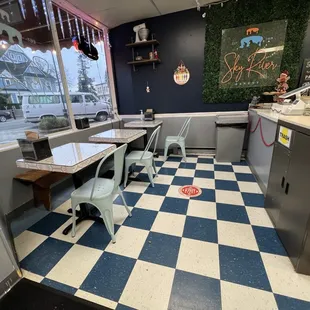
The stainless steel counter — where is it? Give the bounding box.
[248,108,310,194]
[253,108,310,129]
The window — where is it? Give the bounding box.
[0,0,114,146]
[28,95,60,104]
[30,79,42,90]
[0,0,71,145]
[7,52,15,61]
[45,81,52,91]
[85,94,97,102]
[61,29,112,123]
[70,95,83,103]
[4,79,11,86]
[28,67,40,74]
[28,96,40,104]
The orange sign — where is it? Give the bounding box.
[179,185,202,198]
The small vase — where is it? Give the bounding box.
[138,28,150,41]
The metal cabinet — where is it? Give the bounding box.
[265,142,290,226]
[278,131,310,271]
[266,124,310,275]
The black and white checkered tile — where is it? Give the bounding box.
[14,155,310,310]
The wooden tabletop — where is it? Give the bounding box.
[89,129,146,144]
[16,143,116,174]
[124,120,163,128]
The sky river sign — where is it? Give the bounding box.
[219,20,287,89]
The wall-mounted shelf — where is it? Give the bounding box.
[127,59,161,65]
[126,40,159,47]
[126,36,160,71]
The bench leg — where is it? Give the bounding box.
[33,184,51,211]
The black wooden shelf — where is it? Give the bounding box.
[127,37,160,71]
[127,59,161,65]
[126,40,159,48]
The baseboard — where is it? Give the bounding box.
[173,148,247,158]
[187,148,216,155]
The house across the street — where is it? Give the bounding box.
[0,45,58,104]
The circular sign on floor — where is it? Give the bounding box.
[179,185,202,198]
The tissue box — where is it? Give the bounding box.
[144,109,154,121]
[75,117,89,129]
[17,137,52,161]
[75,117,90,129]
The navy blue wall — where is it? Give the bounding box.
[110,9,310,115]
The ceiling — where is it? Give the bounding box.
[67,0,216,28]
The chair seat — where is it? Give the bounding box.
[166,136,184,143]
[126,150,153,161]
[71,178,114,200]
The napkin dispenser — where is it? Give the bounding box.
[144,109,154,121]
[18,137,52,161]
[75,117,90,129]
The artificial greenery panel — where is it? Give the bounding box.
[203,0,310,103]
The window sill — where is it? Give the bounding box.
[0,118,120,153]
[89,118,118,129]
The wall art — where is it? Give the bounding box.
[174,61,190,85]
[219,20,287,89]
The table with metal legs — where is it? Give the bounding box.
[124,120,163,154]
[16,143,116,236]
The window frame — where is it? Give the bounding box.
[0,0,118,149]
[52,0,118,115]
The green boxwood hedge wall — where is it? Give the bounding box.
[203,0,310,103]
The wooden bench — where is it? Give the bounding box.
[14,170,68,211]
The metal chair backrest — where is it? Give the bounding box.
[90,144,128,199]
[178,117,191,139]
[140,126,161,160]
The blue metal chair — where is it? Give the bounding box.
[124,126,161,188]
[164,117,191,162]
[71,144,130,243]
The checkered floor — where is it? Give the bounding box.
[14,155,310,310]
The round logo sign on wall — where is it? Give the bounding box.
[173,61,190,85]
[178,185,202,198]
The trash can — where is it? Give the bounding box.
[215,114,248,162]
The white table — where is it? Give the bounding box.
[16,143,116,174]
[16,143,116,235]
[89,129,146,144]
[124,120,163,128]
[124,120,163,147]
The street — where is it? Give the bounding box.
[0,118,38,144]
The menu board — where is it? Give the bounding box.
[299,58,310,96]
[219,20,287,89]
